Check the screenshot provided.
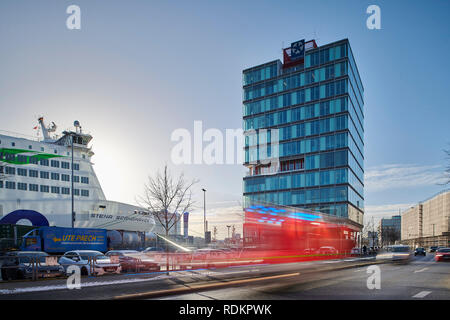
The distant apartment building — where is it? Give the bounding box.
[401,189,450,247]
[378,215,401,246]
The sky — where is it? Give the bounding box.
[0,0,449,238]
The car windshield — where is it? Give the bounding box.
[18,252,48,263]
[416,248,424,251]
[122,251,139,255]
[79,252,107,260]
[392,247,409,252]
[438,248,450,253]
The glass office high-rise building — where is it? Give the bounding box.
[242,38,364,225]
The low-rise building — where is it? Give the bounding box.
[401,189,450,248]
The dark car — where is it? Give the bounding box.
[1,251,65,280]
[106,250,160,272]
[414,247,426,256]
[429,246,438,252]
[435,248,450,262]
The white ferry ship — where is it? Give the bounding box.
[0,117,157,245]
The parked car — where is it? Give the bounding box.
[414,247,426,256]
[429,246,438,253]
[1,251,65,280]
[435,248,450,262]
[58,250,121,276]
[106,250,160,272]
[376,245,412,264]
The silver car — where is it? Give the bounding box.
[376,245,412,264]
[58,250,121,276]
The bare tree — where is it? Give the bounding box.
[138,165,198,273]
[139,165,198,237]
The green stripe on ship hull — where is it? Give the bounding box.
[0,148,66,165]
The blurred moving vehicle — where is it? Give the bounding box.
[350,247,361,255]
[318,246,338,255]
[435,248,450,262]
[429,246,438,253]
[58,250,121,275]
[106,250,160,272]
[142,247,164,253]
[414,247,426,256]
[376,245,412,264]
[0,251,65,280]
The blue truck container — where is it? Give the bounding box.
[21,226,108,253]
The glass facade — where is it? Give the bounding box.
[243,39,364,224]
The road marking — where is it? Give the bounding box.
[354,269,364,272]
[114,272,301,300]
[412,291,431,298]
[414,267,429,273]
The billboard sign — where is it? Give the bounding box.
[183,212,189,238]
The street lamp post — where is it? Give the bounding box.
[71,134,75,228]
[202,188,206,238]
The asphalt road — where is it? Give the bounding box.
[156,254,450,300]
[0,254,448,300]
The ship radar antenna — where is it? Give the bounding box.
[74,120,82,133]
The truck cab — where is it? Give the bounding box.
[20,229,42,251]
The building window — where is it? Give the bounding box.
[29,170,38,178]
[40,171,49,179]
[73,163,80,171]
[29,157,38,165]
[40,185,49,193]
[72,175,79,183]
[51,172,60,180]
[61,162,70,169]
[62,174,70,182]
[17,168,27,176]
[40,159,49,166]
[18,183,27,191]
[81,177,89,184]
[17,155,27,163]
[40,147,44,151]
[5,181,16,189]
[73,188,80,196]
[51,160,60,168]
[0,181,3,188]
[81,190,89,197]
[29,184,39,192]
[11,142,15,147]
[5,167,15,175]
[62,187,70,195]
[28,145,32,150]
[51,186,60,194]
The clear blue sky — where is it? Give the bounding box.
[0,0,449,236]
